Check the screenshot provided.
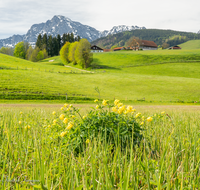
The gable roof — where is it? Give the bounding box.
[91,45,103,50]
[140,40,157,48]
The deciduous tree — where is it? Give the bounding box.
[60,42,71,64]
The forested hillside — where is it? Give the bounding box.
[91,29,200,49]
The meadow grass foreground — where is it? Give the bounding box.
[1,101,200,189]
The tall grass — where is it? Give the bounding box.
[1,104,200,189]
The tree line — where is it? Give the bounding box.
[60,39,93,69]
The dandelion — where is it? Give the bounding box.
[52,111,56,115]
[64,103,68,108]
[19,121,22,125]
[114,99,120,106]
[112,107,117,112]
[96,105,99,109]
[66,122,74,130]
[63,118,68,124]
[102,99,108,106]
[94,99,98,103]
[60,131,68,137]
[59,114,65,120]
[147,117,153,122]
[61,107,64,111]
[86,139,90,144]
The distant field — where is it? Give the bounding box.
[179,40,200,49]
[1,50,200,103]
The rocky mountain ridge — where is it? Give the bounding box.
[0,15,146,48]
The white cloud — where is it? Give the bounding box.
[0,0,200,39]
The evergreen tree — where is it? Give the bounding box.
[42,33,48,50]
[47,35,53,56]
[57,34,62,53]
[36,34,43,49]
[52,37,58,56]
[70,33,74,42]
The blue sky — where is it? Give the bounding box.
[0,0,200,39]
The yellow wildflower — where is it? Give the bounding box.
[48,125,51,128]
[118,106,126,114]
[135,113,141,118]
[127,105,133,113]
[96,105,99,109]
[161,111,165,115]
[83,115,86,119]
[60,107,64,111]
[132,109,136,112]
[86,139,90,144]
[102,99,108,106]
[142,116,145,121]
[69,104,73,107]
[114,99,120,106]
[147,117,153,122]
[53,119,57,125]
[19,121,22,125]
[63,118,68,124]
[66,122,74,130]
[140,121,144,125]
[59,114,65,120]
[20,111,23,115]
[94,99,98,103]
[71,115,75,118]
[154,114,157,117]
[117,103,123,108]
[112,107,117,112]
[52,111,56,115]
[60,131,68,137]
[64,103,68,108]
[27,125,31,129]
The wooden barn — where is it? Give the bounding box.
[169,45,181,50]
[91,45,104,52]
[139,40,158,50]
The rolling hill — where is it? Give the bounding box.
[179,40,200,49]
[1,50,200,103]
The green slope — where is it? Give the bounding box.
[179,40,200,49]
[1,50,200,103]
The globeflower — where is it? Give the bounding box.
[96,105,99,109]
[127,105,133,113]
[64,103,68,108]
[53,119,57,125]
[118,106,126,114]
[114,99,120,106]
[147,117,153,122]
[59,114,65,120]
[135,113,141,118]
[112,107,117,112]
[117,103,123,108]
[61,107,64,111]
[94,99,98,103]
[161,111,165,115]
[19,121,22,125]
[60,131,68,137]
[70,115,75,118]
[140,121,144,125]
[66,122,74,130]
[52,111,56,115]
[20,112,23,115]
[83,115,86,119]
[102,99,108,106]
[63,118,68,124]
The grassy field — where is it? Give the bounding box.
[179,40,200,50]
[1,50,200,103]
[1,103,200,189]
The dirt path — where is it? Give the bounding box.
[64,65,94,73]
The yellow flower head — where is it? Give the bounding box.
[83,115,86,119]
[127,105,133,113]
[27,125,31,129]
[161,111,165,115]
[118,106,126,114]
[20,111,23,115]
[70,115,75,118]
[19,121,22,125]
[142,116,145,121]
[64,103,68,108]
[117,103,123,108]
[59,114,65,120]
[132,109,136,112]
[52,111,56,115]
[135,113,141,118]
[147,117,153,122]
[60,107,64,111]
[94,99,98,103]
[69,104,73,107]
[48,125,51,128]
[53,119,57,124]
[112,107,117,112]
[86,139,90,144]
[102,99,108,106]
[114,99,120,106]
[60,131,68,137]
[66,122,74,130]
[96,105,99,109]
[63,118,68,124]
[140,121,144,125]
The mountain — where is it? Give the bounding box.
[91,29,200,49]
[0,15,145,49]
[198,30,200,34]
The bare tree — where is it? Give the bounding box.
[126,36,142,51]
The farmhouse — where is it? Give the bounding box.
[91,45,104,52]
[139,40,158,50]
[169,45,181,50]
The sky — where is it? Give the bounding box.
[0,0,200,39]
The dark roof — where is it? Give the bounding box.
[113,47,125,50]
[140,40,157,48]
[91,45,103,50]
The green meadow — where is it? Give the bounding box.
[179,40,200,50]
[1,49,200,103]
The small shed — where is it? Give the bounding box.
[169,46,181,50]
[91,45,104,52]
